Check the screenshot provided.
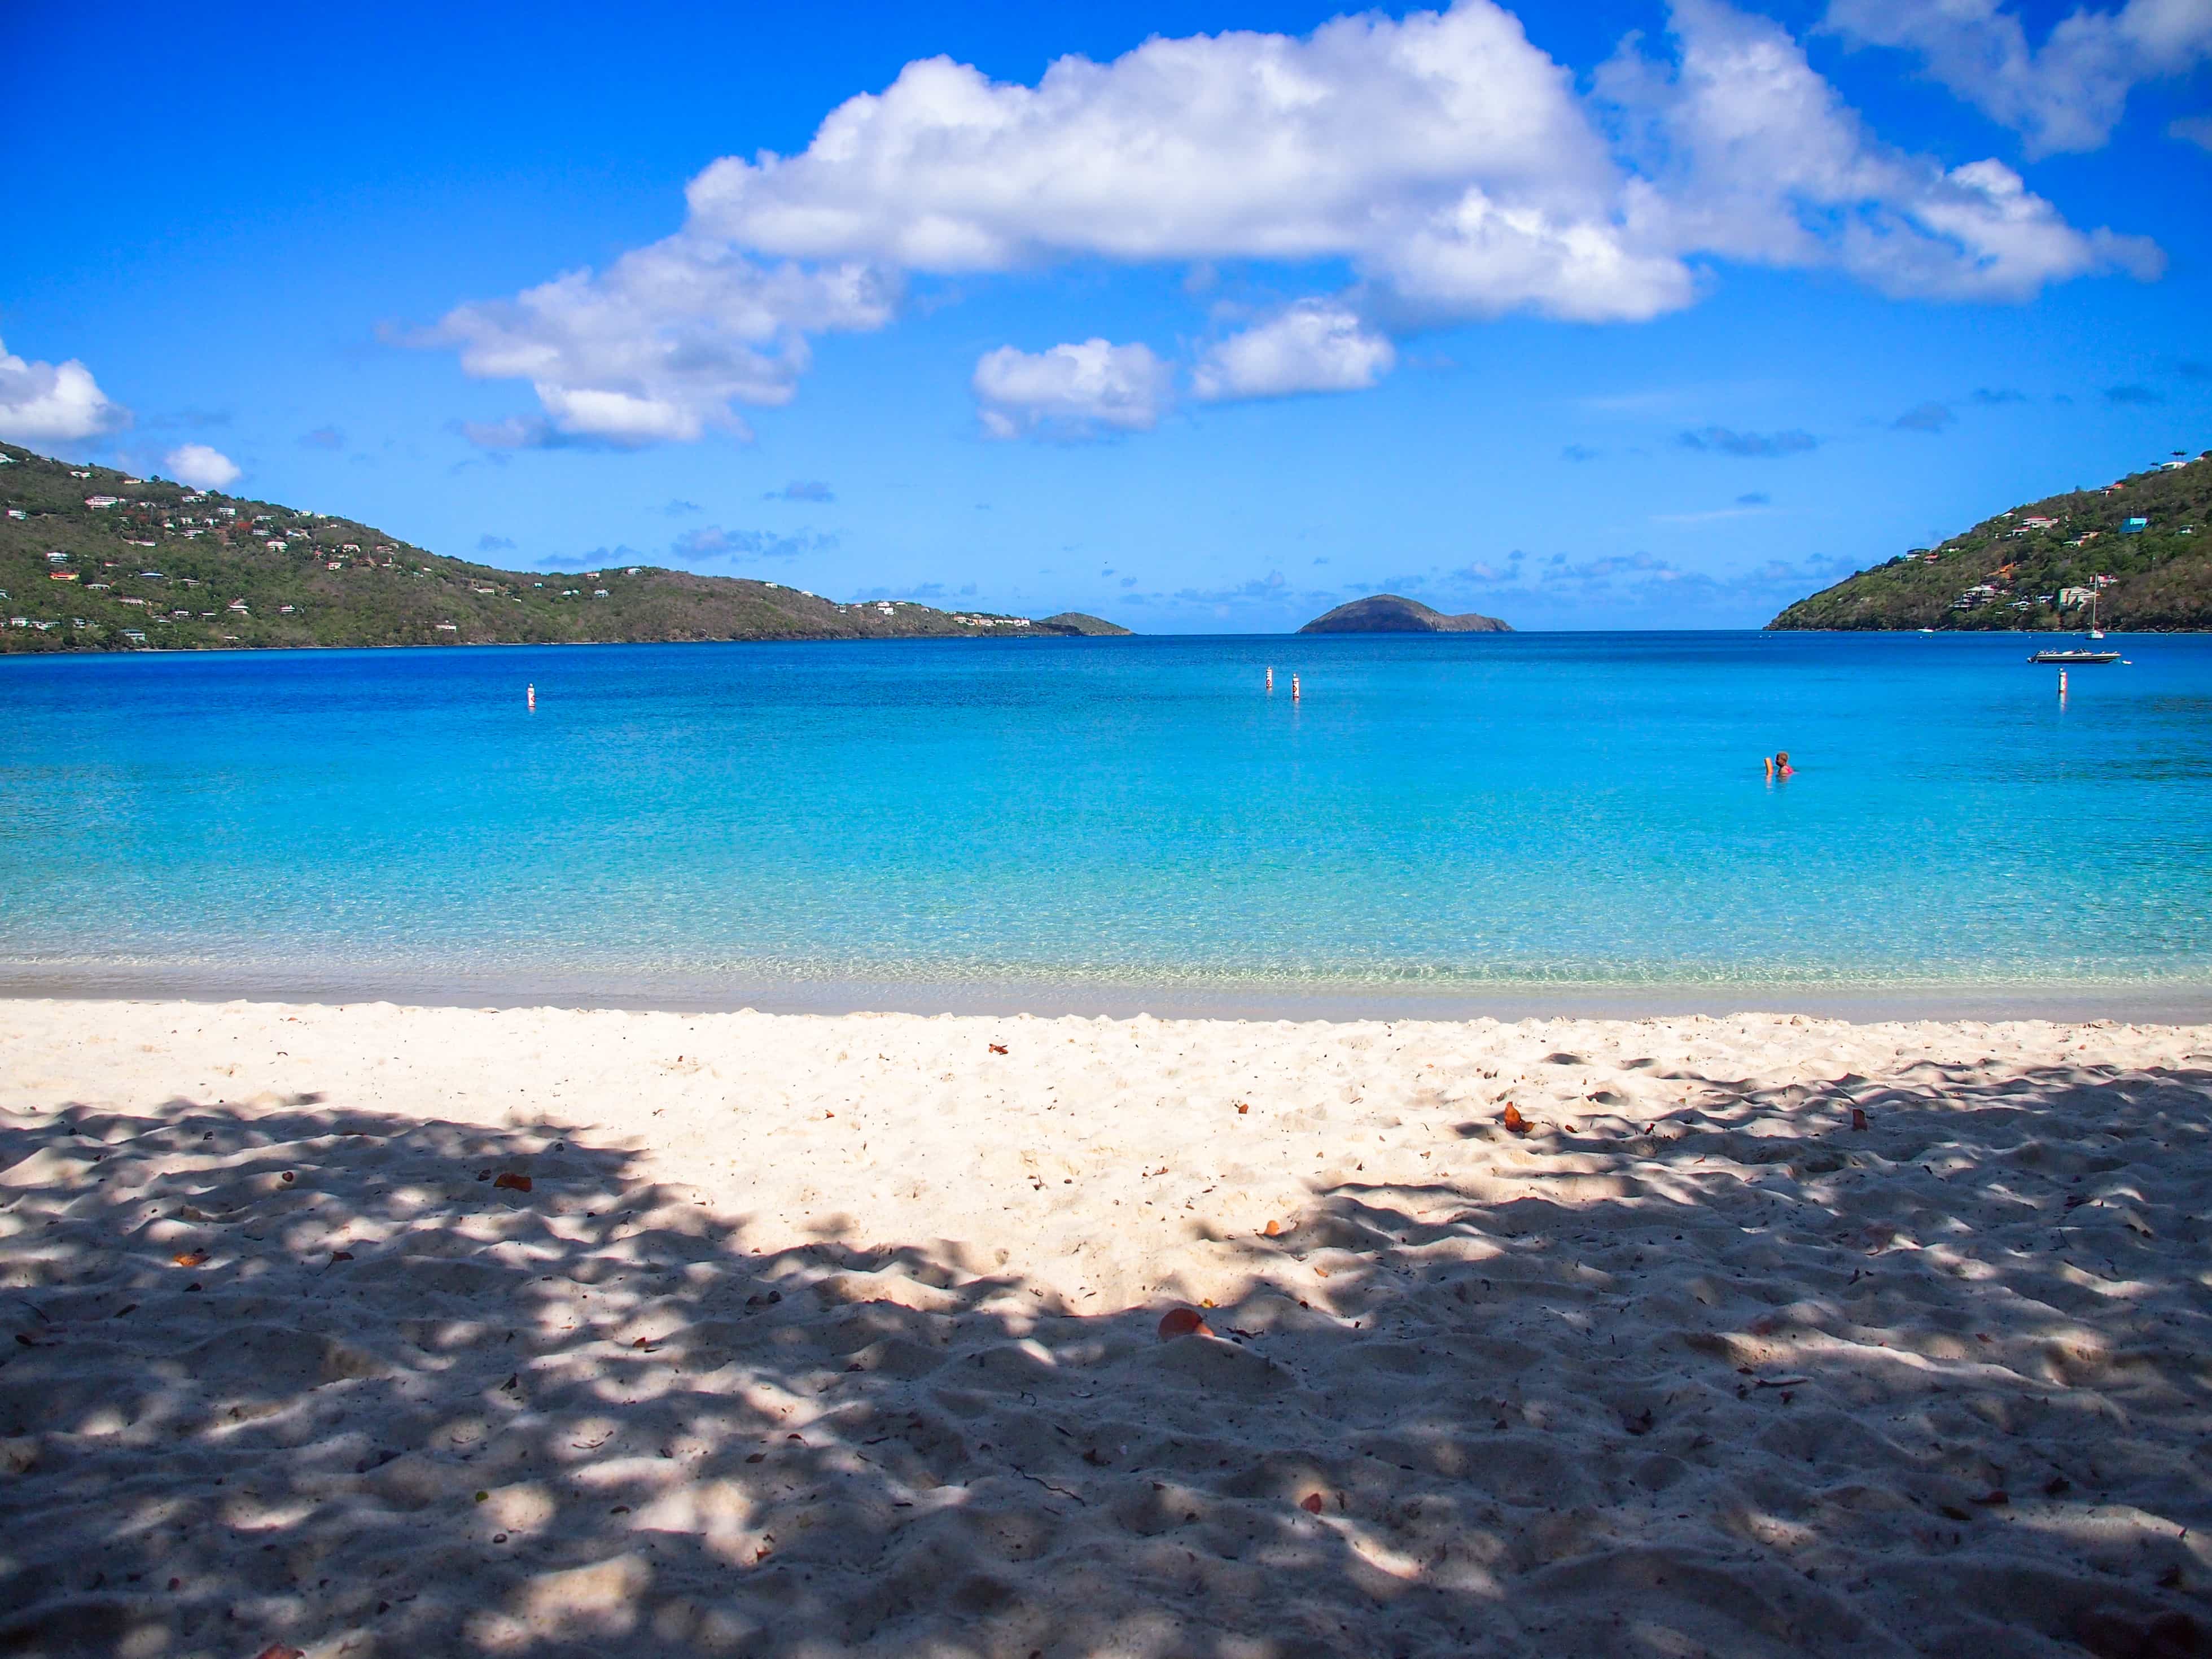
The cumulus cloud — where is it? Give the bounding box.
[1598,0,2160,303]
[1679,426,1818,457]
[1826,0,2212,155]
[973,339,1171,439]
[1893,401,1956,432]
[421,238,897,445]
[420,0,2159,437]
[673,524,838,560]
[2175,115,2212,150]
[1193,300,1397,400]
[0,338,129,444]
[162,444,240,489]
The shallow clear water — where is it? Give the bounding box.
[3,633,2208,1009]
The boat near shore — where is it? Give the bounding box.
[2030,649,2122,663]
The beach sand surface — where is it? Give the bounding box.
[2,999,2209,1658]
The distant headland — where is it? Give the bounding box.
[1769,449,2209,632]
[1298,594,1512,634]
[0,443,1132,653]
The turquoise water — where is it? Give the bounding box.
[3,633,2208,1012]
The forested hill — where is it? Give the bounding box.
[1768,450,2212,632]
[0,444,1124,653]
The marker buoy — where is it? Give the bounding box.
[2058,669,2067,699]
[1266,667,1274,693]
[1291,673,1301,702]
[527,682,536,711]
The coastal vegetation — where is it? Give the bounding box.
[1769,450,2212,631]
[0,444,1125,653]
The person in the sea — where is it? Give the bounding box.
[1764,750,1795,781]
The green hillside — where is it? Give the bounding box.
[1768,450,2212,631]
[0,443,1123,653]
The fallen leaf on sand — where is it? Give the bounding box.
[1501,1104,1529,1134]
[1852,1108,1869,1131]
[1754,1375,1811,1389]
[1315,1266,1331,1279]
[1300,1493,1325,1513]
[1264,1220,1282,1237]
[1236,1102,1249,1115]
[989,1043,1008,1055]
[493,1172,532,1193]
[1158,1307,1212,1340]
[172,1250,207,1268]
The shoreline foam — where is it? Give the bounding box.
[4,965,2209,1025]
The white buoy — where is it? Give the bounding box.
[2058,668,2067,700]
[527,682,536,711]
[1266,666,1274,693]
[1291,673,1301,702]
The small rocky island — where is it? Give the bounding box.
[1298,594,1512,634]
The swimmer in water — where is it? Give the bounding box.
[1764,750,1795,780]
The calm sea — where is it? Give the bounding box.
[4,633,2208,1017]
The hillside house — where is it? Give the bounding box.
[2123,517,2149,533]
[593,589,610,598]
[85,495,120,509]
[121,629,145,642]
[2060,586,2094,607]
[227,599,249,614]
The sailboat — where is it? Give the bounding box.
[2086,586,2105,640]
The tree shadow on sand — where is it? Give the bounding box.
[1,1056,2209,1658]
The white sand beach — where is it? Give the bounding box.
[3,999,2209,1658]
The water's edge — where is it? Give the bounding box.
[6,963,2205,1025]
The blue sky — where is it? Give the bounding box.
[3,0,2206,629]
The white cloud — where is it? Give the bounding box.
[686,6,1690,323]
[1825,0,2212,155]
[421,235,897,445]
[1193,300,1398,400]
[1597,0,2161,301]
[0,338,129,444]
[163,444,240,490]
[424,0,2159,439]
[973,339,1171,439]
[2174,113,2212,150]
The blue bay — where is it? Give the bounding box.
[4,632,2208,1013]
